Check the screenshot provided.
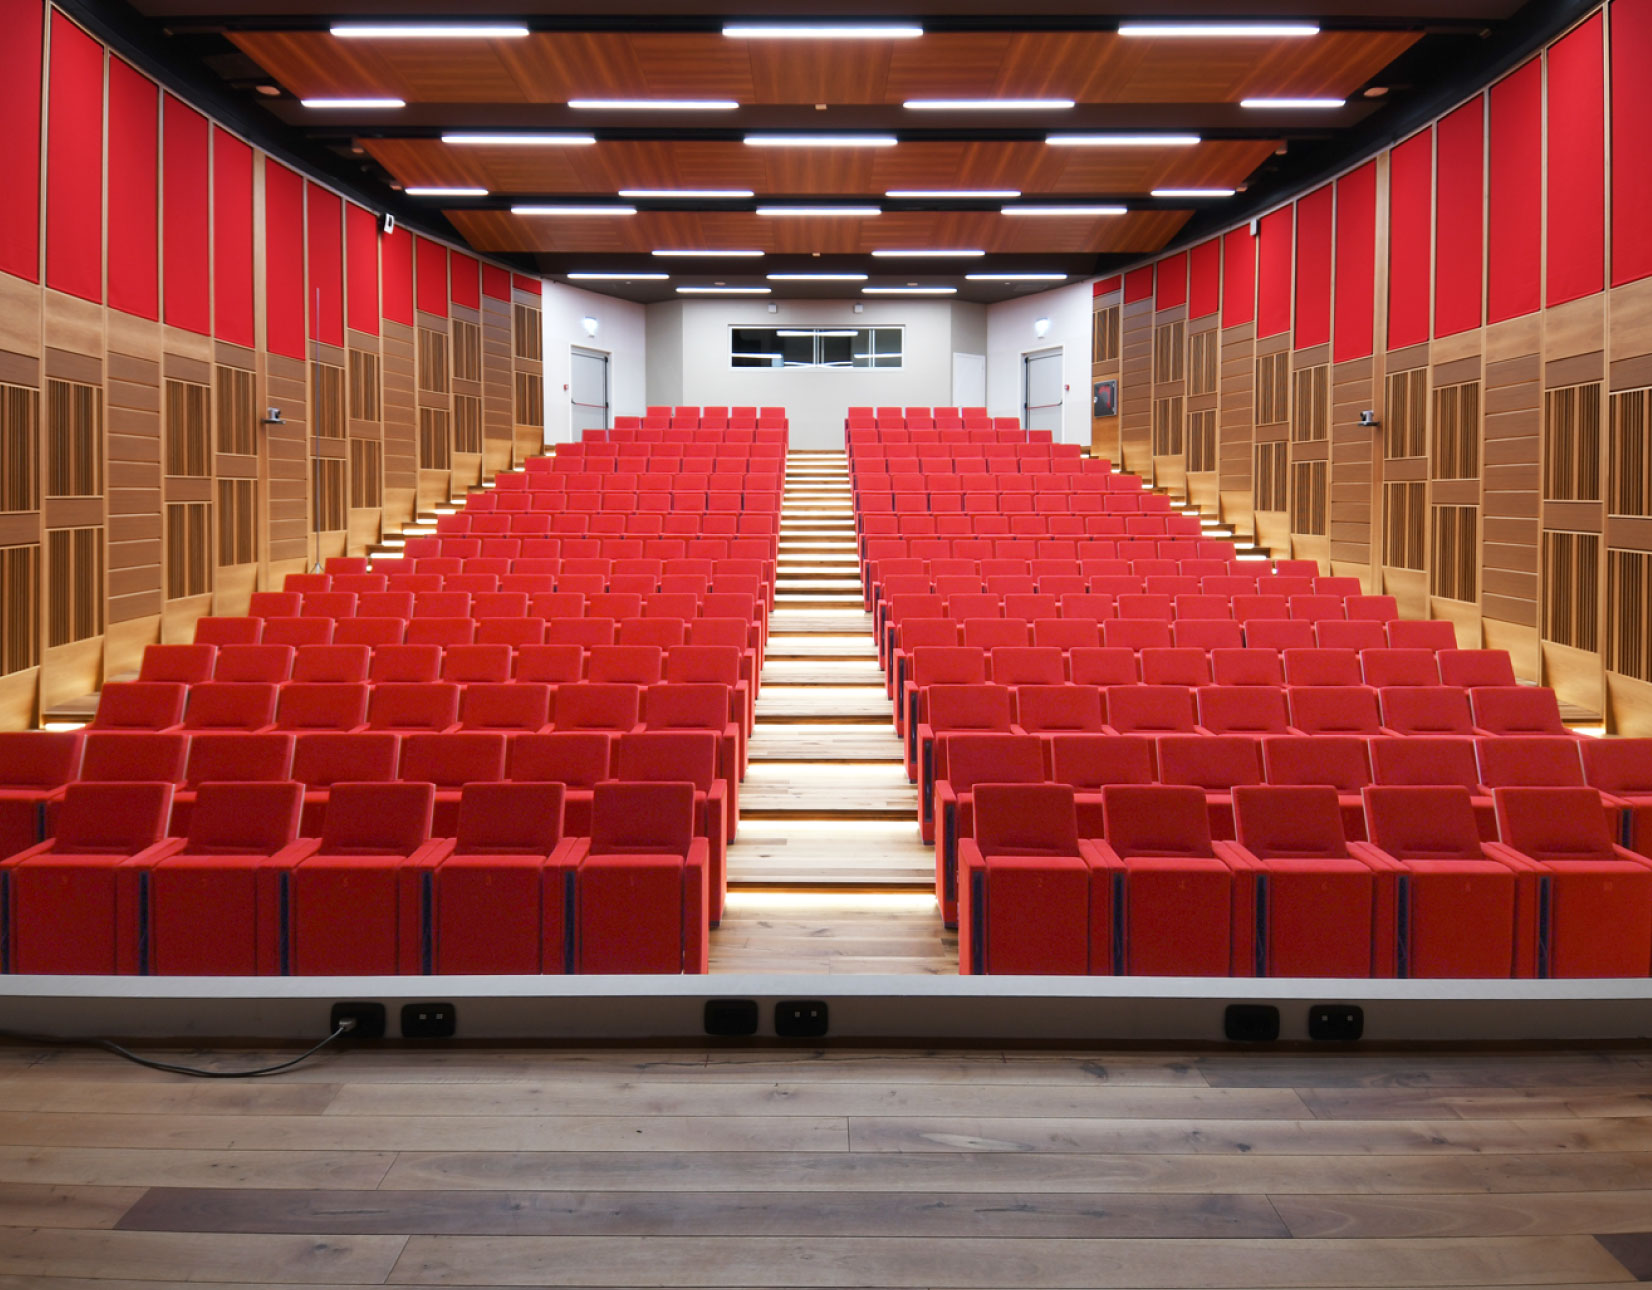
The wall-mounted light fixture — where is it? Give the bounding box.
[1034,317,1052,338]
[581,316,599,337]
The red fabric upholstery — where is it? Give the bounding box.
[578,781,708,974]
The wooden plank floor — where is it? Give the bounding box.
[1,1041,1650,1286]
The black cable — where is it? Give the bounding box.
[0,1018,356,1078]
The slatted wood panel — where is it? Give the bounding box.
[1255,352,1289,426]
[1609,388,1650,517]
[1385,368,1428,459]
[482,294,516,474]
[1186,408,1217,474]
[1218,324,1254,502]
[311,363,345,440]
[1290,365,1328,443]
[1481,353,1541,631]
[1119,298,1154,476]
[0,384,38,513]
[348,349,380,422]
[1253,441,1288,512]
[216,478,256,567]
[1432,381,1480,480]
[1329,358,1377,568]
[1151,395,1183,457]
[163,380,210,478]
[214,366,256,456]
[1153,320,1185,383]
[46,526,103,648]
[1384,480,1427,570]
[513,305,542,363]
[419,407,452,471]
[265,355,311,567]
[1290,458,1327,536]
[1607,548,1652,681]
[515,371,543,429]
[1431,504,1477,603]
[453,319,482,384]
[1187,329,1217,397]
[45,379,101,498]
[1092,305,1120,364]
[1541,529,1600,652]
[418,327,450,395]
[454,393,483,455]
[382,323,419,502]
[349,437,382,510]
[313,457,346,534]
[1544,383,1602,501]
[164,501,211,600]
[0,543,39,675]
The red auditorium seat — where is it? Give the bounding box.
[957,784,1096,976]
[509,732,613,835]
[0,732,83,861]
[915,684,1015,843]
[1360,648,1440,688]
[291,732,402,835]
[1378,686,1476,736]
[932,733,1048,928]
[640,682,743,811]
[1369,735,1497,841]
[290,644,371,684]
[1050,733,1156,838]
[1438,649,1518,689]
[274,682,370,733]
[457,682,553,735]
[615,731,729,923]
[1157,734,1262,839]
[1103,685,1196,736]
[1282,648,1362,687]
[262,617,335,648]
[1387,619,1458,650]
[178,682,279,733]
[170,732,296,834]
[215,644,295,683]
[89,682,188,732]
[1195,686,1290,737]
[1286,686,1383,736]
[1211,648,1284,687]
[400,733,509,835]
[139,643,217,685]
[194,616,262,646]
[1012,685,1106,755]
[1470,686,1572,737]
[367,682,462,735]
[1261,735,1372,841]
[902,646,988,767]
[1580,739,1652,852]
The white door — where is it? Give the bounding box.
[569,346,609,439]
[952,352,986,407]
[1023,347,1063,436]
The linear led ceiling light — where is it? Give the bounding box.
[903,98,1074,110]
[745,134,898,148]
[330,23,529,37]
[767,273,868,282]
[863,286,957,294]
[404,186,489,197]
[619,188,755,199]
[870,249,985,257]
[1151,187,1236,197]
[723,23,923,38]
[566,272,670,280]
[512,204,636,215]
[1240,97,1346,109]
[885,189,1021,199]
[1117,22,1319,37]
[777,329,859,337]
[1047,133,1200,147]
[569,99,739,110]
[1000,205,1127,216]
[444,133,596,146]
[965,272,1070,281]
[677,285,773,294]
[300,97,405,109]
[651,249,765,257]
[756,206,882,217]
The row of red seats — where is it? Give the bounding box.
[959,781,1652,979]
[278,568,773,605]
[193,613,759,653]
[238,589,766,633]
[436,500,782,526]
[849,446,1084,465]
[603,425,786,438]
[542,446,785,467]
[846,423,1031,437]
[403,528,777,553]
[1,778,709,977]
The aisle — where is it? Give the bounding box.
[711,449,955,974]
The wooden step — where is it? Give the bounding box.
[749,722,903,762]
[738,761,916,818]
[725,823,937,887]
[761,659,885,687]
[755,685,892,722]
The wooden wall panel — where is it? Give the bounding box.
[104,348,163,627]
[1119,295,1153,478]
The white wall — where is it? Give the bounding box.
[539,282,648,445]
[984,280,1094,445]
[645,297,989,449]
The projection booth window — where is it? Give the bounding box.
[730,326,903,369]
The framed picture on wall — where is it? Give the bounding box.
[1092,379,1118,418]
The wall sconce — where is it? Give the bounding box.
[1033,316,1051,338]
[581,315,599,337]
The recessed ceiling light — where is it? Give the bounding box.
[1240,98,1346,109]
[1151,188,1236,198]
[569,99,740,111]
[1000,205,1127,216]
[885,189,1021,200]
[566,272,670,280]
[330,23,529,38]
[964,272,1070,281]
[511,204,637,216]
[677,285,773,294]
[255,84,281,97]
[870,249,986,258]
[619,188,755,199]
[443,133,597,146]
[766,273,868,281]
[1117,22,1319,37]
[300,97,405,109]
[723,23,923,39]
[745,135,898,148]
[651,249,765,258]
[404,186,489,197]
[862,286,957,294]
[1046,133,1201,147]
[756,206,882,217]
[903,99,1074,111]
[777,329,858,337]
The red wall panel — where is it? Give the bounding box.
[1255,207,1293,338]
[1123,266,1153,303]
[1188,239,1220,318]
[1488,60,1543,322]
[212,129,254,347]
[512,274,541,296]
[1613,0,1652,285]
[1221,227,1255,328]
[346,204,379,335]
[1155,251,1187,309]
[306,183,343,346]
[1332,161,1377,363]
[45,14,103,303]
[1293,185,1333,349]
[106,61,158,320]
[382,225,413,325]
[1387,129,1433,349]
[451,251,481,310]
[415,237,448,317]
[0,0,44,282]
[1547,13,1606,306]
[1434,98,1485,337]
[162,97,210,334]
[1092,274,1121,297]
[264,161,305,361]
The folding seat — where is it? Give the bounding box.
[477,617,547,650]
[1140,648,1211,687]
[1287,686,1383,736]
[1245,620,1316,651]
[1195,686,1289,737]
[1068,647,1139,687]
[139,644,217,685]
[1233,594,1290,624]
[1261,734,1372,841]
[457,682,552,737]
[1486,787,1652,977]
[590,592,645,622]
[1282,648,1363,687]
[1344,594,1399,622]
[76,732,189,787]
[194,616,262,646]
[549,618,617,652]
[1103,685,1197,737]
[405,618,476,648]
[1433,647,1518,690]
[1470,686,1571,738]
[261,616,335,648]
[902,646,988,764]
[367,644,440,685]
[291,644,371,684]
[988,646,1065,691]
[961,618,1030,653]
[208,643,291,685]
[332,573,388,596]
[1210,647,1284,687]
[1354,785,1518,978]
[1,782,177,974]
[1012,686,1106,766]
[1088,576,1143,600]
[301,592,358,620]
[1157,734,1262,839]
[1360,648,1440,688]
[89,682,188,733]
[588,644,664,687]
[399,732,509,836]
[957,784,1096,975]
[1583,739,1652,852]
[619,617,687,650]
[1033,618,1101,653]
[0,732,83,860]
[507,732,610,836]
[1102,619,1172,653]
[1203,575,1258,598]
[531,591,588,620]
[1378,686,1475,736]
[366,682,462,735]
[249,591,302,619]
[689,617,761,698]
[1091,784,1234,976]
[946,593,1003,623]
[640,682,743,815]
[1387,619,1458,650]
[1314,620,1388,652]
[1172,620,1245,652]
[441,643,514,687]
[1144,576,1200,599]
[474,592,530,620]
[165,731,297,837]
[1117,594,1174,622]
[283,573,331,595]
[1289,595,1345,623]
[334,617,407,647]
[552,682,643,753]
[1004,593,1059,622]
[414,591,472,620]
[616,731,729,923]
[1476,735,1587,796]
[1369,735,1497,840]
[665,645,751,737]
[179,682,279,734]
[273,682,371,734]
[1059,593,1115,623]
[283,783,447,975]
[915,684,1016,842]
[1173,595,1233,622]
